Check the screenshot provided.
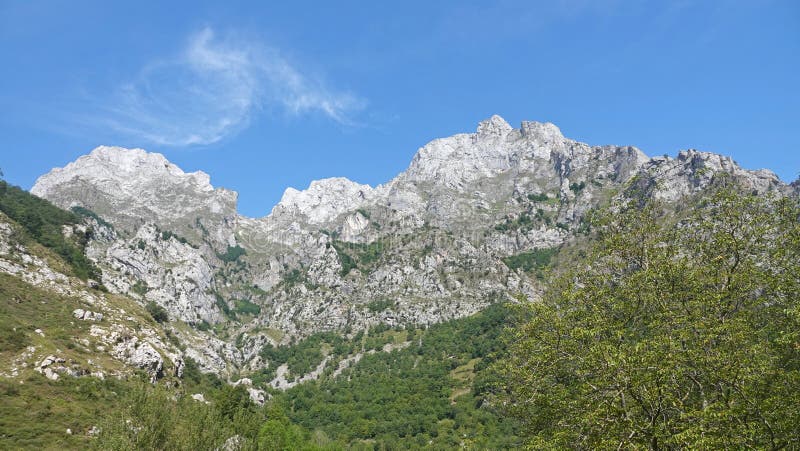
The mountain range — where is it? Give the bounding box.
[3,115,796,388]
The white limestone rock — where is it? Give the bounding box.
[272,177,375,225]
[32,146,237,245]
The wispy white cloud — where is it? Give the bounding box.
[89,27,364,146]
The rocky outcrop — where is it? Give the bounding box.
[92,223,221,324]
[73,309,103,321]
[637,150,787,201]
[272,177,376,225]
[36,355,66,381]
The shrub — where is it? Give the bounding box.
[502,248,558,272]
[367,299,395,312]
[569,181,586,193]
[527,193,549,202]
[218,245,246,263]
[145,301,168,323]
[234,299,261,316]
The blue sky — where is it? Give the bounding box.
[1,0,798,217]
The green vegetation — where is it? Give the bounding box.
[366,299,394,312]
[495,204,561,232]
[494,212,533,232]
[282,268,305,287]
[526,192,549,202]
[234,299,261,316]
[331,240,386,276]
[258,332,348,380]
[213,293,235,319]
[0,376,134,449]
[355,208,371,219]
[217,244,246,263]
[159,229,194,247]
[70,206,112,230]
[275,303,521,448]
[502,247,557,273]
[494,184,800,448]
[0,180,101,280]
[569,180,586,193]
[145,301,169,323]
[131,280,148,296]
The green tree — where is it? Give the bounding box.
[494,184,800,449]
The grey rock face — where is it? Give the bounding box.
[637,150,786,201]
[29,116,795,376]
[32,146,238,246]
[92,223,221,325]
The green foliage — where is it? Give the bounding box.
[569,180,586,193]
[283,268,305,287]
[0,180,101,280]
[181,357,223,391]
[70,206,113,229]
[0,272,92,359]
[218,244,246,263]
[494,185,800,448]
[494,212,533,232]
[94,381,267,450]
[159,229,194,247]
[276,304,521,448]
[0,325,28,353]
[502,247,557,273]
[260,332,350,379]
[0,376,132,449]
[331,240,386,276]
[145,301,168,323]
[526,192,549,202]
[131,280,148,297]
[234,299,262,316]
[355,208,371,219]
[366,299,394,312]
[214,293,235,319]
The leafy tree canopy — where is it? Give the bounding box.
[493,182,800,449]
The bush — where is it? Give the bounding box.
[332,239,386,276]
[527,193,549,202]
[145,301,168,323]
[218,245,246,263]
[502,248,558,272]
[366,299,394,312]
[569,181,586,193]
[70,206,113,229]
[234,299,261,316]
[131,280,148,296]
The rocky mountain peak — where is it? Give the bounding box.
[33,146,215,198]
[32,146,237,236]
[520,121,564,144]
[640,148,785,202]
[272,177,375,224]
[476,115,513,137]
